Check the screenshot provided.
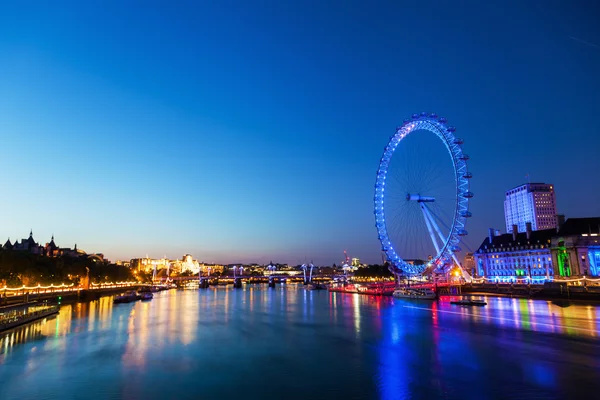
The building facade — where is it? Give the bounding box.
[3,231,102,261]
[504,183,557,233]
[131,254,201,275]
[474,225,554,283]
[549,218,600,277]
[475,218,600,282]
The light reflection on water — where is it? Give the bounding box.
[0,286,599,399]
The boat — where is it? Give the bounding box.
[393,287,437,300]
[0,305,60,333]
[113,291,139,304]
[140,292,153,301]
[450,299,487,306]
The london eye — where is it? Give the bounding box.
[374,113,472,277]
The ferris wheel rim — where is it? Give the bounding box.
[374,113,472,275]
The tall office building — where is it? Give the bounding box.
[504,183,557,233]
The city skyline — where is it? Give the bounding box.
[1,1,599,265]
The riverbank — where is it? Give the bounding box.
[0,286,145,308]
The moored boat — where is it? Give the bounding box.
[450,299,487,306]
[113,291,139,304]
[140,292,153,301]
[393,287,437,300]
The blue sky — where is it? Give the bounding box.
[1,1,599,265]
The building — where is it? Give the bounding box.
[131,254,201,275]
[474,224,554,283]
[131,257,171,274]
[504,183,557,233]
[10,230,44,255]
[2,231,96,260]
[171,254,201,275]
[463,252,475,276]
[199,263,224,275]
[550,218,600,277]
[474,218,600,282]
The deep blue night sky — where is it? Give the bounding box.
[1,1,599,264]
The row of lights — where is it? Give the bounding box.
[2,281,139,291]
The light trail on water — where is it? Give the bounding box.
[400,304,600,335]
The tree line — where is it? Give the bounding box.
[0,249,134,287]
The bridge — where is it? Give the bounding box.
[157,274,343,288]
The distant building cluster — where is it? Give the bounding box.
[128,255,227,275]
[2,230,106,262]
[472,182,600,282]
[129,255,202,275]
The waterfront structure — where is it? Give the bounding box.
[475,218,600,282]
[504,183,557,233]
[474,224,553,283]
[172,254,201,274]
[550,218,600,277]
[199,263,224,275]
[374,113,472,276]
[131,257,171,274]
[131,254,201,275]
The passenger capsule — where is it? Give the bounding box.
[447,126,456,132]
[457,229,468,236]
[429,113,438,119]
[450,245,462,252]
[463,172,473,179]
[439,117,447,123]
[453,137,464,145]
[459,154,470,161]
[460,211,472,218]
[462,191,474,198]
[411,113,419,119]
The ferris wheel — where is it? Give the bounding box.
[374,112,473,276]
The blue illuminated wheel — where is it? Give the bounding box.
[374,113,472,276]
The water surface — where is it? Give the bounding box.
[1,285,599,399]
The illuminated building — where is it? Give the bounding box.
[504,183,557,233]
[550,218,600,277]
[199,263,224,274]
[131,254,201,275]
[475,218,600,281]
[131,257,171,274]
[171,254,201,274]
[475,224,554,283]
[463,252,475,276]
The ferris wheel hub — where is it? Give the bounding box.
[406,193,436,202]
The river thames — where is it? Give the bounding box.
[1,285,600,400]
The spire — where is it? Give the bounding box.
[29,229,33,238]
[51,234,54,241]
